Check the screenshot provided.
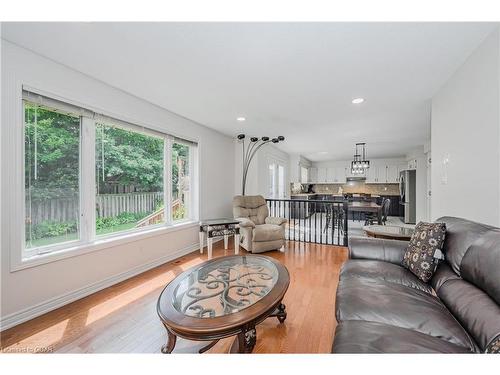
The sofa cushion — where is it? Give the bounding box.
[460,229,500,305]
[340,260,433,294]
[436,278,500,352]
[332,321,473,353]
[335,276,477,351]
[437,216,494,276]
[431,262,461,293]
[253,224,285,242]
[402,221,446,282]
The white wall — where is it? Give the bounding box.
[0,40,235,328]
[289,154,312,182]
[234,141,290,198]
[431,28,500,226]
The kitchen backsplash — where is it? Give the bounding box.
[292,181,400,195]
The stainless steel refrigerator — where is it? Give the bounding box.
[399,170,416,224]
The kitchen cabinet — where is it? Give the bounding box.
[317,168,327,183]
[407,159,417,170]
[366,164,404,183]
[386,165,399,183]
[365,165,380,183]
[327,166,347,183]
[378,195,402,216]
[309,168,318,183]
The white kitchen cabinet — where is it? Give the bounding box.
[386,165,399,183]
[309,167,318,183]
[365,165,380,183]
[407,159,417,169]
[326,167,336,183]
[317,167,327,183]
[335,166,347,183]
[326,167,347,183]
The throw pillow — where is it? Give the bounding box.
[485,334,500,354]
[402,221,446,283]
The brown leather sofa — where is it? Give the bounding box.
[332,216,500,353]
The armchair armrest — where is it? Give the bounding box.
[349,237,409,265]
[236,217,255,228]
[265,217,287,226]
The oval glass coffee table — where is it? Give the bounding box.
[363,225,414,240]
[157,255,290,354]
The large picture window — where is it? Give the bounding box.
[95,124,165,236]
[22,91,198,260]
[24,103,81,250]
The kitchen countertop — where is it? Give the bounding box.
[290,193,386,198]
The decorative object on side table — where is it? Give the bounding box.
[157,255,290,354]
[199,218,241,259]
[237,133,285,195]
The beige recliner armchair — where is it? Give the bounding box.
[233,195,287,253]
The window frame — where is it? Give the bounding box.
[267,156,287,199]
[13,88,199,271]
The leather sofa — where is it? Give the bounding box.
[332,216,500,353]
[233,195,287,253]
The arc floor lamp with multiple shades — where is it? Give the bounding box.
[237,134,285,195]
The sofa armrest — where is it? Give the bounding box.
[349,237,409,265]
[265,217,287,226]
[236,217,256,228]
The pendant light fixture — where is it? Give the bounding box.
[351,143,370,174]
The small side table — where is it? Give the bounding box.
[199,218,241,259]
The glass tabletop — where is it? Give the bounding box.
[172,256,279,318]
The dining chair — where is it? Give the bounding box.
[382,198,391,225]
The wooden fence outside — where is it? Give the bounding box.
[27,192,164,225]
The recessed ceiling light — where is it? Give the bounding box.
[318,151,328,155]
[352,98,365,104]
[236,117,246,122]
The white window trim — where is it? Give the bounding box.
[9,85,200,272]
[13,221,199,272]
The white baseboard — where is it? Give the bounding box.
[0,240,216,332]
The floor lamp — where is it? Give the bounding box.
[237,134,285,195]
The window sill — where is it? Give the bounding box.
[11,221,199,272]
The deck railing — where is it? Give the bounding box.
[266,198,348,246]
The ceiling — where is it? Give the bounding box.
[2,22,497,161]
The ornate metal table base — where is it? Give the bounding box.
[269,303,287,324]
[161,302,287,354]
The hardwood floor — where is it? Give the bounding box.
[0,240,348,353]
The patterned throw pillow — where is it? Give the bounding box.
[402,222,446,282]
[485,335,500,354]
